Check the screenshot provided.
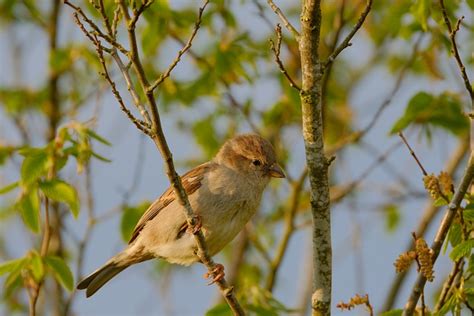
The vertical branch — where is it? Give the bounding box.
[299,1,332,315]
[29,1,63,315]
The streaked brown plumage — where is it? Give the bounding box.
[77,134,285,297]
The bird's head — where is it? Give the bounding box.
[215,134,285,183]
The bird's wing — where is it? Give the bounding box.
[128,162,215,244]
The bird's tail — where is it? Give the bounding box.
[77,248,152,297]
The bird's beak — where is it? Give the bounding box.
[268,163,286,178]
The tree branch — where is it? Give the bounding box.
[381,137,469,312]
[299,1,332,315]
[270,24,301,91]
[265,169,307,291]
[148,0,209,92]
[324,0,372,68]
[402,154,474,315]
[66,1,245,314]
[266,0,300,40]
[439,0,473,108]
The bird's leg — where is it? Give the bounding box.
[204,263,225,285]
[186,214,202,234]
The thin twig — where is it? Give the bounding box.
[435,259,465,312]
[361,35,423,136]
[324,34,423,156]
[265,169,307,291]
[324,0,373,68]
[402,155,474,315]
[330,141,402,204]
[148,0,209,92]
[168,32,260,132]
[270,24,301,91]
[129,0,154,30]
[64,0,129,55]
[398,132,428,176]
[110,51,152,126]
[266,0,300,40]
[320,0,347,112]
[93,38,152,135]
[439,0,473,108]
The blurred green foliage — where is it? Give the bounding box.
[0,0,473,314]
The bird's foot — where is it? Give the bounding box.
[204,263,225,285]
[186,214,202,235]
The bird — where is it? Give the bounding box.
[77,133,285,297]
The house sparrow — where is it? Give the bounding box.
[77,134,285,297]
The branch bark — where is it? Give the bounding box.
[299,2,332,315]
[296,1,371,314]
[402,154,474,315]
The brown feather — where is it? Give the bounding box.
[128,162,215,244]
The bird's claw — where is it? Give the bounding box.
[204,263,225,285]
[186,215,202,235]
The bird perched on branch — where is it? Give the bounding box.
[77,134,285,297]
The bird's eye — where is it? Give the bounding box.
[252,159,262,166]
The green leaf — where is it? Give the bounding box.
[450,239,474,261]
[20,151,48,186]
[467,0,474,10]
[192,115,220,158]
[384,204,400,232]
[434,196,449,207]
[29,251,44,282]
[39,179,79,217]
[17,188,40,233]
[380,310,403,316]
[3,257,28,291]
[448,223,462,248]
[120,202,150,242]
[390,92,469,136]
[0,181,19,195]
[91,150,112,163]
[410,0,430,31]
[49,47,73,74]
[0,257,27,276]
[464,209,474,221]
[86,129,112,146]
[44,256,73,291]
[205,303,232,316]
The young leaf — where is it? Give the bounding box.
[120,202,150,242]
[85,129,112,146]
[448,223,462,248]
[29,251,44,282]
[44,256,73,291]
[384,204,401,232]
[0,181,19,195]
[20,151,48,186]
[464,209,474,221]
[380,310,403,316]
[450,240,474,261]
[205,303,232,316]
[0,257,27,276]
[39,179,79,218]
[410,0,430,31]
[3,257,28,291]
[17,188,41,233]
[390,92,468,135]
